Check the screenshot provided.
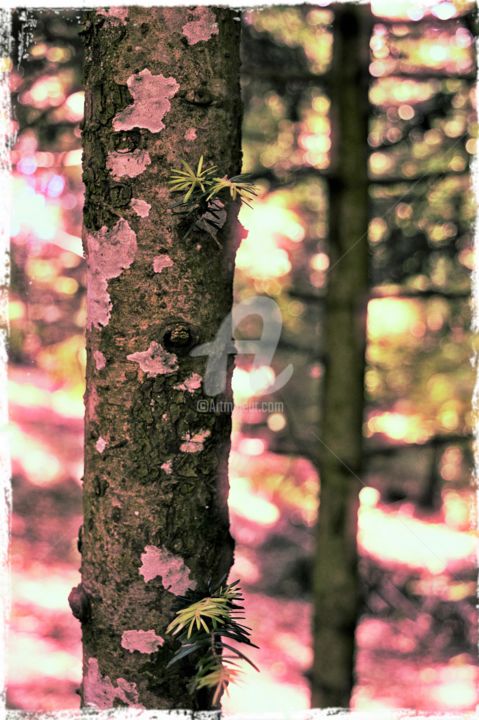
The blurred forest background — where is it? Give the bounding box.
[6,0,478,712]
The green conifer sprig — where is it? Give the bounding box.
[165,578,259,705]
[168,155,258,238]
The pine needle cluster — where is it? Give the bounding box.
[168,156,258,240]
[166,579,259,705]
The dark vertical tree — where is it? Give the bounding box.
[71,6,242,709]
[311,4,371,708]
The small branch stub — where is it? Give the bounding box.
[68,583,91,622]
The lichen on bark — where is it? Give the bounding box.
[79,7,242,710]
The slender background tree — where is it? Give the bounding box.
[311,4,371,706]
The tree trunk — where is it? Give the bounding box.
[74,7,241,710]
[311,4,371,708]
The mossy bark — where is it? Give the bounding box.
[311,4,371,708]
[75,7,241,710]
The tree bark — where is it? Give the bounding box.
[311,4,371,708]
[75,7,241,710]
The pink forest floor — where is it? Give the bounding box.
[6,365,478,713]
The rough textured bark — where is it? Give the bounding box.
[74,7,241,710]
[311,4,371,708]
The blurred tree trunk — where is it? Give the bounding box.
[311,4,371,708]
[73,7,241,710]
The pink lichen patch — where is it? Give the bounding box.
[95,437,107,454]
[121,629,165,654]
[127,341,178,378]
[184,127,197,141]
[131,198,151,218]
[153,255,173,273]
[96,7,128,23]
[113,69,179,134]
[83,658,143,710]
[139,545,196,594]
[87,219,137,279]
[115,678,143,707]
[106,149,151,180]
[86,219,137,329]
[85,386,99,422]
[83,658,115,709]
[161,460,173,475]
[182,7,218,45]
[87,272,110,330]
[180,429,211,453]
[94,350,106,370]
[174,373,202,393]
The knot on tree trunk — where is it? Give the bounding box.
[162,322,197,353]
[68,583,91,622]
